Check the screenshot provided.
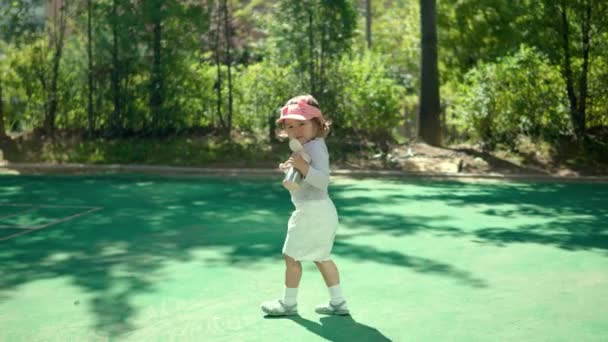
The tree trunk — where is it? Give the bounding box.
[268,114,277,143]
[365,0,372,49]
[110,0,121,133]
[577,1,591,137]
[560,3,579,138]
[223,0,233,134]
[559,1,592,139]
[418,0,442,146]
[319,19,326,93]
[0,78,6,138]
[214,3,226,131]
[150,18,164,132]
[87,0,94,135]
[44,0,67,135]
[307,9,316,95]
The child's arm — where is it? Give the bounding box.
[298,140,330,190]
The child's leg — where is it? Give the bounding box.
[260,254,302,316]
[283,254,302,306]
[314,259,339,286]
[315,260,349,314]
[284,254,302,287]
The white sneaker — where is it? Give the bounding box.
[261,299,298,316]
[315,301,350,315]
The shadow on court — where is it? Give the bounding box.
[1,174,607,339]
[264,315,392,342]
[334,178,608,252]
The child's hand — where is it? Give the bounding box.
[291,152,310,176]
[278,160,291,173]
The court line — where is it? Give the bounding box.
[30,206,103,229]
[0,229,34,241]
[0,203,99,209]
[0,206,103,242]
[0,225,33,230]
[0,207,37,220]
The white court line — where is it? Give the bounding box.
[0,207,37,220]
[0,206,103,242]
[0,203,99,209]
[0,225,33,230]
[0,229,34,241]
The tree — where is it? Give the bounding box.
[211,0,234,135]
[272,0,356,97]
[530,0,605,139]
[418,0,441,146]
[440,0,608,139]
[42,0,68,135]
[365,0,372,49]
[223,0,233,134]
[0,0,44,137]
[109,0,123,133]
[554,0,596,139]
[145,0,165,133]
[86,0,94,135]
[0,75,4,137]
[212,1,225,132]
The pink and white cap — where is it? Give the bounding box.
[277,99,323,122]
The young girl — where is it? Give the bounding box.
[261,94,349,316]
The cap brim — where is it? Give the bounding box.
[276,114,308,122]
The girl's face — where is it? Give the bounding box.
[284,119,317,144]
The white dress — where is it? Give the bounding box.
[282,138,339,262]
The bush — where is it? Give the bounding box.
[233,61,302,134]
[2,40,47,132]
[587,57,608,128]
[333,52,406,149]
[451,45,569,150]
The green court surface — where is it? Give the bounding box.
[1,174,607,341]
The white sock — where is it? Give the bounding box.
[328,284,346,305]
[283,287,298,306]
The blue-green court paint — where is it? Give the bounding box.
[1,174,607,341]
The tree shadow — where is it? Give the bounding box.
[4,174,603,338]
[449,147,548,174]
[0,174,289,336]
[264,315,393,342]
[334,178,608,253]
[332,241,487,288]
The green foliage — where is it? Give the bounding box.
[231,51,406,150]
[353,0,419,90]
[234,61,301,132]
[587,55,608,128]
[438,0,529,73]
[2,39,47,131]
[1,0,607,164]
[177,58,217,128]
[451,46,569,150]
[269,0,357,94]
[334,52,405,146]
[4,135,278,167]
[0,0,45,42]
[55,38,88,129]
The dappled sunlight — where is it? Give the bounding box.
[0,175,292,336]
[332,178,608,253]
[475,218,608,252]
[333,240,487,288]
[1,175,607,338]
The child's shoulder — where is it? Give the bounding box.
[304,138,329,155]
[305,138,327,149]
